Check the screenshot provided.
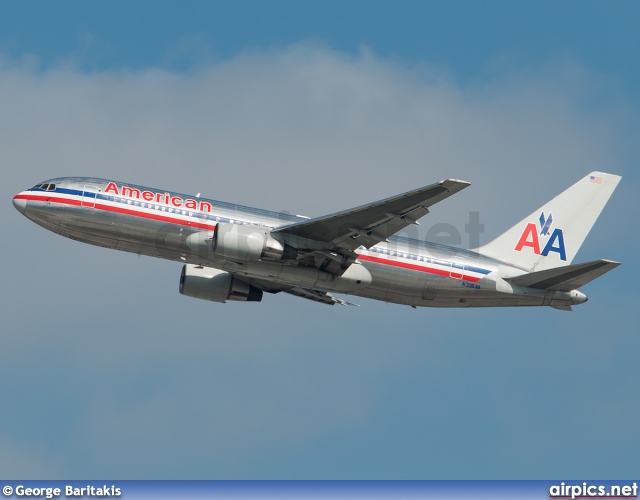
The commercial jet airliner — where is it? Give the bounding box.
[13,172,620,310]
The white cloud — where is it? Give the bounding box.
[1,45,629,227]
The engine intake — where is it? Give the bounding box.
[212,223,297,261]
[179,264,262,303]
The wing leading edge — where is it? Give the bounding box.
[274,179,470,254]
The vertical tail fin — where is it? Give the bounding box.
[478,172,621,271]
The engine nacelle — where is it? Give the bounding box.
[179,264,262,303]
[212,223,297,261]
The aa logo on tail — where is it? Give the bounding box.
[514,212,567,261]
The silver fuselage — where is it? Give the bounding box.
[13,177,586,308]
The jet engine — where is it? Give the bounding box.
[212,223,298,261]
[179,264,262,303]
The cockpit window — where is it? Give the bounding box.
[31,183,56,191]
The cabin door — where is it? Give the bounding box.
[81,185,98,208]
[450,258,465,280]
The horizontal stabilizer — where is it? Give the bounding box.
[504,259,620,291]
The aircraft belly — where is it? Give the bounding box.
[366,261,421,297]
[425,296,547,308]
[355,259,548,308]
[358,259,445,305]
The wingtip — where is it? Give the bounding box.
[440,178,471,189]
[601,259,621,267]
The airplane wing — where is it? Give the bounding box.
[273,178,470,273]
[504,259,620,291]
[283,287,358,306]
[240,277,358,306]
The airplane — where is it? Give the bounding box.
[13,171,620,311]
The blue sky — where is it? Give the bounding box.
[2,1,639,88]
[1,1,639,479]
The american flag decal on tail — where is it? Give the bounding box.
[590,175,602,184]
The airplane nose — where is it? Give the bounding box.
[13,195,27,214]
